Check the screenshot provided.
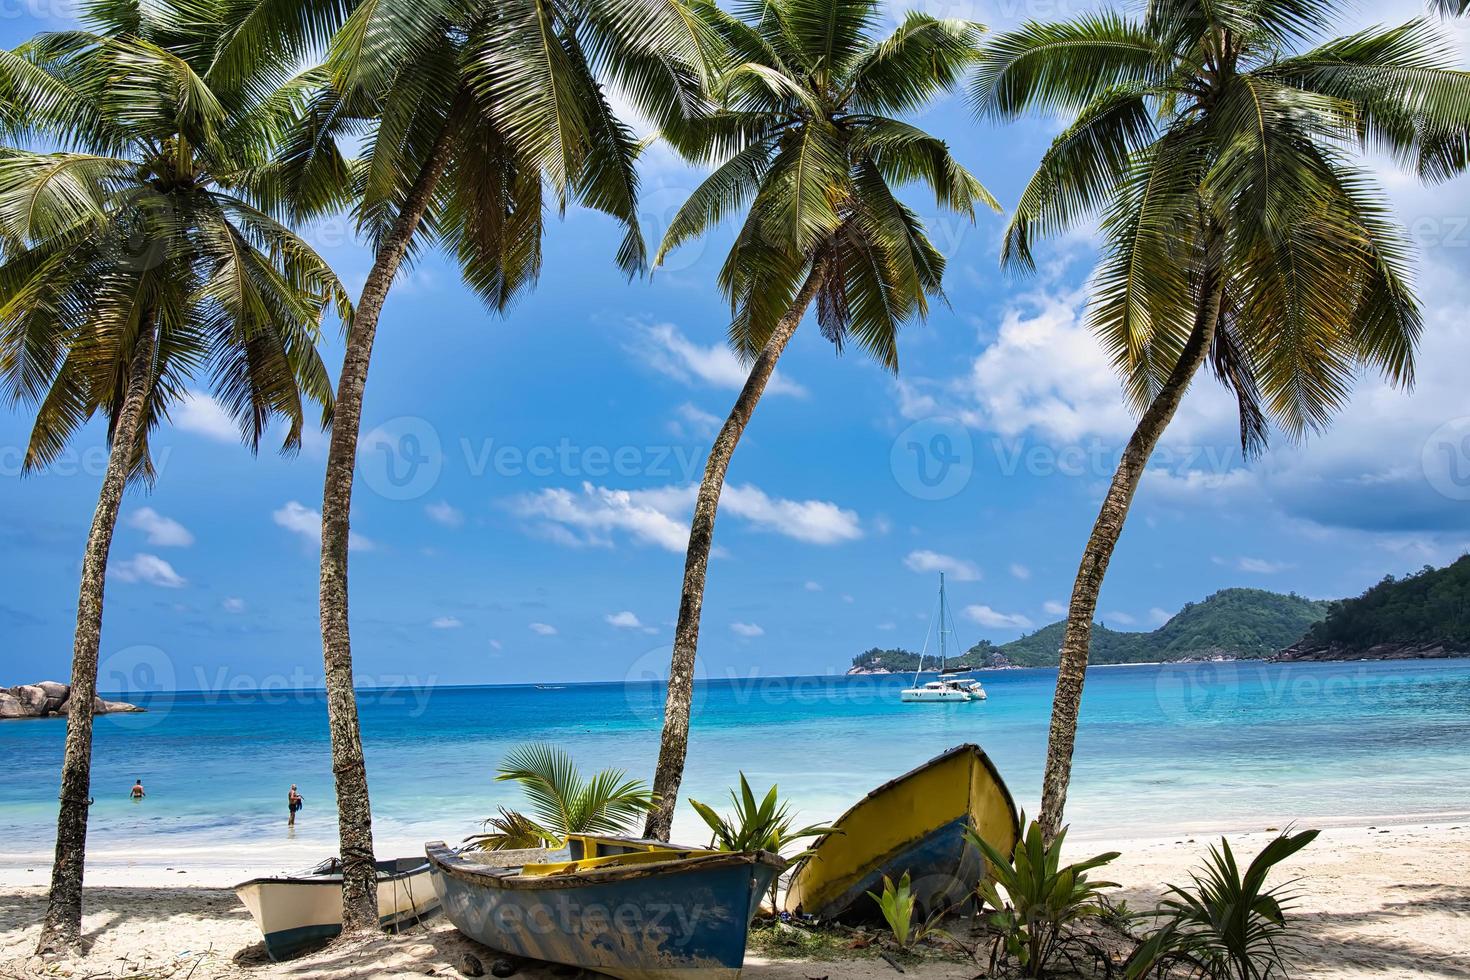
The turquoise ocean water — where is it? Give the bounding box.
[2,659,1469,865]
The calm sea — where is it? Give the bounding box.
[2,659,1469,866]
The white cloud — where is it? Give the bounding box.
[1215,556,1292,575]
[669,402,722,439]
[431,616,463,629]
[904,549,980,581]
[174,391,238,443]
[630,322,805,396]
[222,597,245,613]
[1148,607,1174,626]
[804,580,823,592]
[529,622,557,636]
[1042,600,1068,617]
[425,501,465,528]
[964,604,1033,629]
[1104,611,1137,626]
[1009,563,1031,580]
[509,481,859,551]
[489,639,503,651]
[111,554,186,589]
[605,611,649,631]
[877,621,896,631]
[127,507,194,547]
[730,622,765,638]
[273,501,373,552]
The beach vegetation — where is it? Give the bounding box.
[289,0,715,927]
[972,0,1470,840]
[968,819,1120,977]
[690,772,835,908]
[464,743,656,850]
[1291,556,1470,656]
[1124,829,1318,980]
[0,0,348,948]
[867,872,950,950]
[643,0,995,840]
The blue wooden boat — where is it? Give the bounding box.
[425,835,783,979]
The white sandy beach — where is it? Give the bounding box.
[2,819,1466,979]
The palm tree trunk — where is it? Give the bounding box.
[38,317,157,953]
[643,269,825,841]
[1037,265,1225,843]
[319,127,456,932]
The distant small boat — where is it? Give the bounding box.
[534,684,566,691]
[783,744,1020,923]
[234,857,440,961]
[426,834,782,979]
[900,573,987,703]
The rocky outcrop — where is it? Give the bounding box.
[1272,641,1469,663]
[0,681,144,720]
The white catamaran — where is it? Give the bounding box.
[900,573,988,703]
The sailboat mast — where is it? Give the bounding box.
[939,572,946,671]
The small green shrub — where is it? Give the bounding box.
[966,818,1120,977]
[865,872,950,949]
[1125,828,1318,980]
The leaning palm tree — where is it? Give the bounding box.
[972,2,1470,839]
[642,0,994,840]
[278,0,715,929]
[0,0,346,950]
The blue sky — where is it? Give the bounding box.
[4,1,1470,688]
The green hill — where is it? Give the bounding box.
[848,588,1330,672]
[1281,556,1470,659]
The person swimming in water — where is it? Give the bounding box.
[288,785,302,826]
[130,780,145,800]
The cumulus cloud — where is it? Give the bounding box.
[529,622,557,636]
[509,481,859,551]
[964,604,1033,629]
[1009,563,1031,580]
[431,616,463,629]
[1042,599,1067,617]
[425,501,465,528]
[604,611,655,634]
[668,402,722,439]
[127,507,194,547]
[174,391,238,443]
[1215,556,1293,575]
[1104,611,1137,626]
[222,597,246,613]
[630,323,805,396]
[1149,607,1174,626]
[273,501,373,552]
[730,622,764,638]
[804,580,823,592]
[904,549,980,581]
[111,554,186,588]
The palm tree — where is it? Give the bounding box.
[971,2,1470,840]
[642,0,994,840]
[0,0,346,950]
[280,0,715,930]
[464,743,657,850]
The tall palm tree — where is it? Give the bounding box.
[0,0,346,950]
[279,0,716,929]
[971,2,1470,840]
[642,0,994,840]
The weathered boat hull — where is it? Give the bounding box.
[234,857,440,961]
[782,743,1021,923]
[427,836,782,979]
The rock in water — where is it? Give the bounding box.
[457,953,484,978]
[0,692,26,719]
[0,682,144,719]
[8,686,47,714]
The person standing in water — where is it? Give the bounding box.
[288,785,302,826]
[129,780,145,800]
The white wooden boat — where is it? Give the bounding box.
[235,857,440,960]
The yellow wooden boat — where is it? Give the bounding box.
[782,744,1020,923]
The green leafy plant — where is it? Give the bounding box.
[1125,829,1318,980]
[966,818,1119,977]
[464,744,656,850]
[866,873,949,949]
[690,773,836,909]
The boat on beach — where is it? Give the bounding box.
[234,856,440,961]
[900,574,989,703]
[782,743,1021,924]
[426,834,783,979]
